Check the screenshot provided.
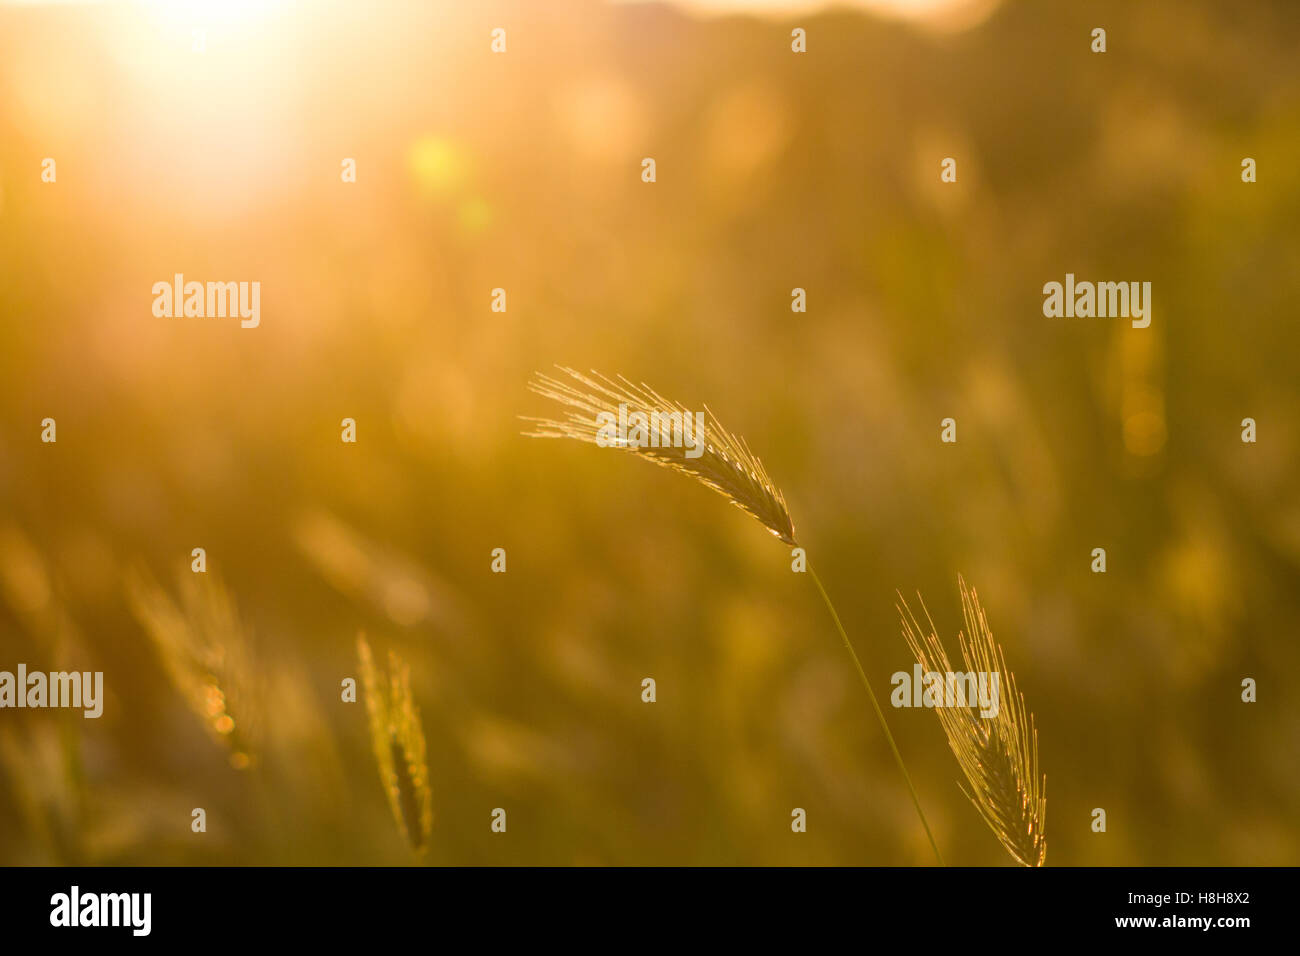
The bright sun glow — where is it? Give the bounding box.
[140,0,288,24]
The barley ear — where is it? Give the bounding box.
[523,367,797,546]
[898,577,1047,867]
[358,634,434,855]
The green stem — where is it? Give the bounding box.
[808,562,944,865]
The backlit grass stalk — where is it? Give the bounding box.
[525,366,942,863]
[809,564,943,864]
[898,577,1046,866]
[358,634,434,856]
[125,569,258,770]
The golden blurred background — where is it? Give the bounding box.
[1,0,1298,865]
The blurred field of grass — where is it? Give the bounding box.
[0,0,1297,865]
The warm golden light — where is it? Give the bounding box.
[616,0,1002,31]
[1,0,1296,874]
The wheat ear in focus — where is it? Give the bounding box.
[898,578,1047,867]
[523,367,797,546]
